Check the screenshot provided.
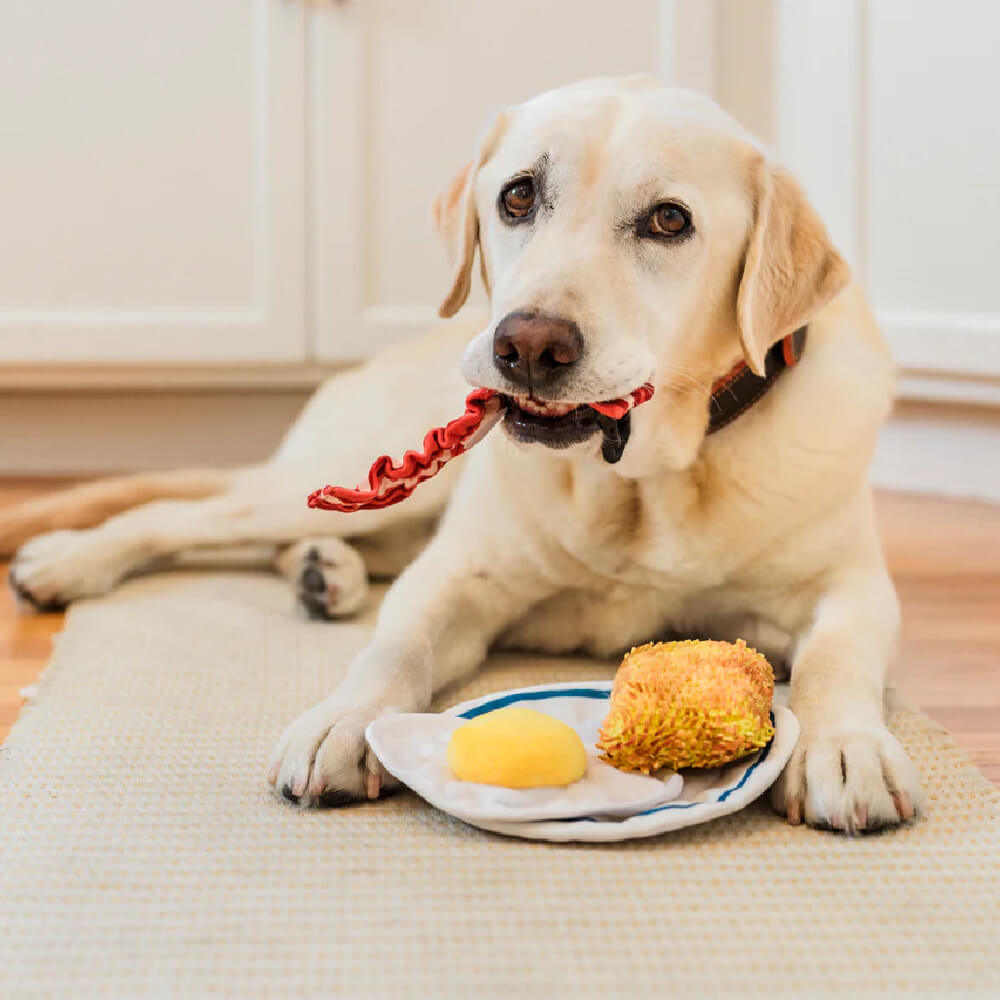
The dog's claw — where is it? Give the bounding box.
[893,790,914,821]
[365,754,383,800]
[8,569,39,609]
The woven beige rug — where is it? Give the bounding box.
[1,571,998,999]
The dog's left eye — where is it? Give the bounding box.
[642,202,692,238]
[500,177,536,220]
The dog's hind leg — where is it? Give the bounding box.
[7,485,404,611]
[0,468,236,557]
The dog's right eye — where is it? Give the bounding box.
[640,202,693,239]
[500,178,536,220]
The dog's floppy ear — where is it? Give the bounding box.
[433,113,510,318]
[736,158,851,375]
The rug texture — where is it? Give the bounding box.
[1,571,998,999]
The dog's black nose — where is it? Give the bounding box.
[492,311,583,389]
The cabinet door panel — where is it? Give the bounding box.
[0,0,306,363]
[313,0,662,361]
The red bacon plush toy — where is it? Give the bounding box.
[308,384,654,514]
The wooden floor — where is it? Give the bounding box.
[1,480,998,785]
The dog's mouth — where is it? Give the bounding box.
[502,394,598,445]
[500,392,639,463]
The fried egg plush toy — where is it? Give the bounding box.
[446,706,588,788]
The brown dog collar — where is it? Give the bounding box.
[707,327,807,435]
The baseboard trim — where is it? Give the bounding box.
[0,389,312,476]
[871,400,1000,503]
[896,372,1000,408]
[0,362,344,392]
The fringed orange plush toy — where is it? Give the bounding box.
[596,639,775,772]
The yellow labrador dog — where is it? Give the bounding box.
[3,77,921,832]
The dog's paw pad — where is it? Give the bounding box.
[283,538,368,619]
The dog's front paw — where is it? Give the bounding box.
[267,699,396,807]
[9,529,126,610]
[770,723,923,833]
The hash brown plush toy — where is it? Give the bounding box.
[596,639,775,772]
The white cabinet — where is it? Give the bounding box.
[0,0,668,370]
[0,0,306,364]
[866,0,1000,378]
[717,0,1000,393]
[310,0,663,361]
[8,0,997,384]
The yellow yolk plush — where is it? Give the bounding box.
[447,706,588,788]
[596,639,775,772]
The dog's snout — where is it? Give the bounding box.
[492,312,583,389]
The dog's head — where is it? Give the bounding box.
[433,77,850,468]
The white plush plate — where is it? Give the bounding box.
[365,710,684,825]
[367,682,799,842]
